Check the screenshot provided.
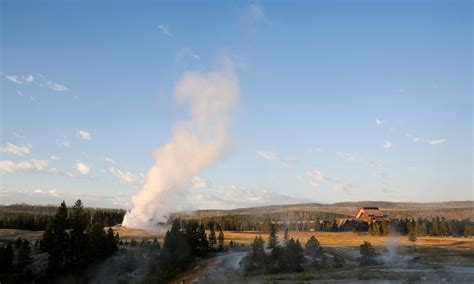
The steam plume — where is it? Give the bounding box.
[122,59,239,229]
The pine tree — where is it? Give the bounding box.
[41,221,54,252]
[153,237,161,249]
[0,243,14,273]
[106,227,118,255]
[358,241,379,266]
[70,199,87,265]
[208,221,217,249]
[408,221,417,242]
[17,239,32,270]
[241,236,268,274]
[88,223,107,259]
[48,201,70,273]
[217,226,225,251]
[333,254,345,268]
[267,223,278,249]
[304,236,323,263]
[284,227,289,245]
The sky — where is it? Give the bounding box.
[1,0,472,209]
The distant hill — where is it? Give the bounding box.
[180,201,474,220]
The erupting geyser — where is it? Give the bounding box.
[122,59,239,229]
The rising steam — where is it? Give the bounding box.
[122,59,239,229]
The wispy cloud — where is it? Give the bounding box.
[75,161,90,176]
[375,118,384,126]
[190,176,313,209]
[0,143,31,156]
[337,152,379,167]
[257,150,297,166]
[157,24,173,36]
[383,141,392,149]
[248,3,267,22]
[57,136,70,148]
[46,80,68,92]
[306,169,352,194]
[0,159,49,173]
[175,47,200,63]
[50,155,60,161]
[413,137,446,145]
[104,157,115,164]
[4,74,34,84]
[5,75,23,84]
[77,130,92,140]
[109,167,143,186]
[429,139,446,145]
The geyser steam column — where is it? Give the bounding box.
[122,59,239,229]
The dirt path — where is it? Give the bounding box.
[173,251,246,283]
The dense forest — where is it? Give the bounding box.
[0,200,121,281]
[0,204,125,231]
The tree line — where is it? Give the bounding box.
[0,200,120,280]
[175,212,346,232]
[240,224,381,275]
[0,204,125,231]
[368,217,473,237]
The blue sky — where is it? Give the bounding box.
[1,0,472,209]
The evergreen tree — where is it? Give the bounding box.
[41,221,54,252]
[48,201,70,273]
[240,236,268,274]
[0,243,14,272]
[408,221,417,242]
[304,235,323,263]
[17,239,32,270]
[358,241,379,266]
[15,237,23,249]
[217,226,225,251]
[208,221,217,249]
[333,254,345,268]
[87,223,107,260]
[70,199,87,265]
[267,223,278,249]
[285,238,304,272]
[283,227,289,245]
[105,227,118,255]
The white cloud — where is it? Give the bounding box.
[104,157,115,164]
[23,74,34,83]
[383,141,392,149]
[57,136,70,148]
[157,24,173,36]
[413,137,446,145]
[46,80,68,92]
[307,169,352,194]
[429,139,446,145]
[75,162,90,176]
[34,189,43,193]
[175,48,200,63]
[0,159,49,173]
[190,176,313,209]
[192,176,210,189]
[0,143,31,156]
[257,150,297,166]
[248,3,266,21]
[5,75,23,84]
[77,130,92,140]
[50,155,60,161]
[109,167,142,185]
[375,118,384,126]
